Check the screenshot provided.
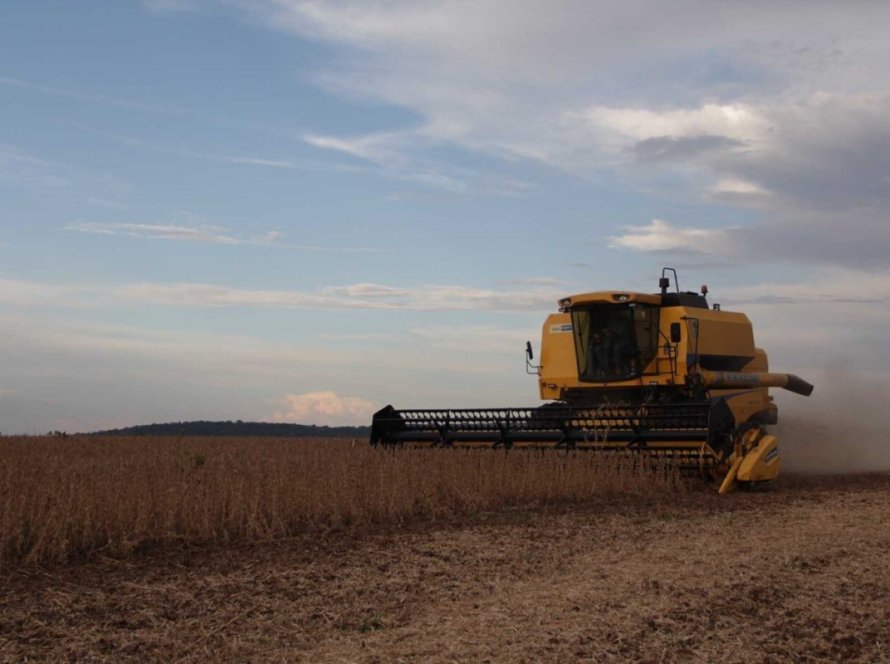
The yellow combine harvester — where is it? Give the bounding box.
[370,269,812,493]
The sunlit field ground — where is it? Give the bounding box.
[2,436,888,662]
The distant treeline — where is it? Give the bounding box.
[92,420,370,438]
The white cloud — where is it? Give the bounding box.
[322,283,408,299]
[303,130,482,193]
[67,222,240,245]
[0,276,564,313]
[303,131,404,164]
[272,391,375,425]
[611,203,890,270]
[247,2,890,268]
[119,282,329,308]
[122,281,560,312]
[250,230,285,244]
[609,219,732,253]
[258,2,801,170]
[711,178,769,197]
[576,103,767,152]
[74,123,314,170]
[221,155,300,168]
[65,219,384,252]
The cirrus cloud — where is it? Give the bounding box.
[68,222,241,245]
[65,219,386,253]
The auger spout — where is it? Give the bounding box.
[699,370,814,396]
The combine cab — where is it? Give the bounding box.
[370,269,812,493]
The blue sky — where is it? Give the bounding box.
[2,1,890,433]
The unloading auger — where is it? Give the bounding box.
[370,269,813,493]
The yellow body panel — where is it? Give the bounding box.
[692,308,755,359]
[737,434,781,482]
[538,313,577,401]
[721,391,776,427]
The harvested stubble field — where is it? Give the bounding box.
[1,436,889,662]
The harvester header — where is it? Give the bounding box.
[371,268,812,493]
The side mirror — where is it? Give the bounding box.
[670,322,681,343]
[525,341,540,375]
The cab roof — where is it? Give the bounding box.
[559,291,708,310]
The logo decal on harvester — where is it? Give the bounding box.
[549,323,573,333]
[764,446,780,463]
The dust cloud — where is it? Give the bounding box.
[776,368,890,474]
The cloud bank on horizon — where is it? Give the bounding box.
[1,0,888,432]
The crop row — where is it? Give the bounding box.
[0,436,683,568]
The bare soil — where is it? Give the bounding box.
[2,473,889,663]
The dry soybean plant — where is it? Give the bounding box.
[0,436,684,568]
